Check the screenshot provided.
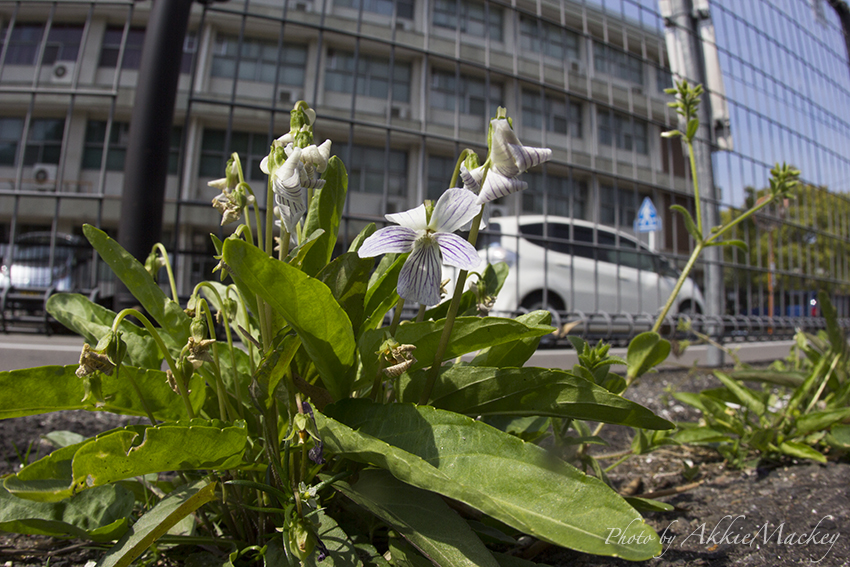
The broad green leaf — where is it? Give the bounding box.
[424,262,509,320]
[46,294,162,369]
[5,421,246,501]
[253,332,300,410]
[0,365,204,421]
[302,509,363,567]
[399,366,673,430]
[0,483,132,541]
[825,424,850,449]
[211,233,259,317]
[777,441,826,463]
[82,225,190,345]
[317,400,660,560]
[471,310,552,368]
[97,479,217,567]
[43,430,87,448]
[794,407,850,436]
[819,291,845,355]
[362,254,404,333]
[670,205,701,242]
[388,537,433,567]
[626,332,670,380]
[359,317,555,382]
[200,280,260,345]
[483,415,551,443]
[286,228,326,269]
[714,371,766,416]
[333,468,499,567]
[300,156,348,276]
[223,238,356,401]
[318,252,374,333]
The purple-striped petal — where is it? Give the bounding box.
[435,232,480,270]
[490,119,523,177]
[476,169,527,204]
[507,143,552,173]
[357,225,417,258]
[397,238,442,305]
[386,203,428,230]
[460,163,481,193]
[431,188,481,233]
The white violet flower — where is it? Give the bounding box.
[357,188,482,305]
[476,118,552,204]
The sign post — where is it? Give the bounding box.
[634,196,661,251]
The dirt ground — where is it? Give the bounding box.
[1,366,848,566]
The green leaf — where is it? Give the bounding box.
[626,332,671,380]
[713,371,766,416]
[302,509,363,567]
[673,426,732,444]
[286,228,326,270]
[819,291,845,355]
[97,479,217,567]
[726,369,805,388]
[685,118,699,140]
[0,483,133,541]
[5,421,246,501]
[333,469,499,567]
[223,238,356,401]
[359,317,555,383]
[777,441,826,463]
[388,537,433,567]
[399,365,673,430]
[625,497,674,513]
[670,205,702,243]
[46,294,163,369]
[794,407,850,436]
[348,223,376,253]
[317,400,661,560]
[253,333,300,410]
[471,310,552,368]
[825,424,850,449]
[493,552,546,567]
[82,225,190,346]
[0,365,204,421]
[362,254,404,333]
[300,156,348,276]
[318,252,374,333]
[705,239,748,252]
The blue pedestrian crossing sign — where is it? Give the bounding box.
[635,196,660,233]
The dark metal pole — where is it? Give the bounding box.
[826,0,850,80]
[117,0,194,310]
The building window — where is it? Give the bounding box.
[335,144,407,196]
[200,129,270,181]
[334,0,415,19]
[0,118,23,166]
[597,110,648,155]
[325,51,411,102]
[211,36,307,86]
[1,24,42,65]
[42,24,84,65]
[599,185,640,229]
[430,69,502,117]
[427,154,464,200]
[433,0,503,41]
[521,90,582,138]
[522,172,588,219]
[593,42,643,85]
[23,118,64,165]
[519,16,579,60]
[81,122,183,174]
[99,27,145,69]
[656,66,673,94]
[2,23,84,66]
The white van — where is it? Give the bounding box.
[475,216,704,318]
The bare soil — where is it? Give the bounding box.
[1,367,848,566]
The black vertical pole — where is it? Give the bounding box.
[117,0,194,310]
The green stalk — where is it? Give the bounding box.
[265,175,275,257]
[415,304,427,323]
[418,205,485,405]
[389,297,405,336]
[111,308,193,419]
[650,241,704,337]
[193,295,231,422]
[152,243,179,303]
[686,139,703,237]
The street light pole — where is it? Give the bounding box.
[116,0,194,311]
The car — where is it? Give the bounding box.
[472,215,705,319]
[0,232,91,292]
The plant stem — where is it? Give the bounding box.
[650,241,705,337]
[153,243,179,303]
[418,206,484,405]
[415,304,427,323]
[686,139,703,237]
[389,297,405,335]
[111,308,185,419]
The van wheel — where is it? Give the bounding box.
[521,291,565,328]
[677,300,702,316]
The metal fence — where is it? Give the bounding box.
[0,0,848,341]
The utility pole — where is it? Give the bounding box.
[117,0,194,311]
[661,0,724,366]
